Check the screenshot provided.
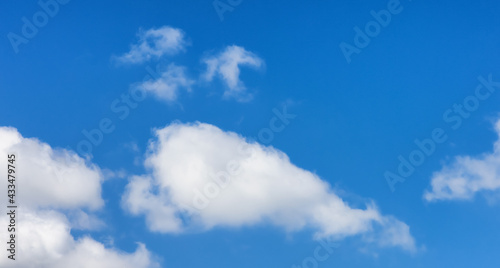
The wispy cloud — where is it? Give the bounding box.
[135,64,194,102]
[202,45,264,101]
[116,26,188,64]
[424,119,500,201]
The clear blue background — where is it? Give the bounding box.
[1,0,500,267]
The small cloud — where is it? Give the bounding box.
[424,119,500,202]
[124,142,141,153]
[202,45,264,102]
[135,64,194,102]
[115,26,188,64]
[102,168,128,180]
[68,209,106,231]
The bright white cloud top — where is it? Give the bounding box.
[202,45,264,101]
[136,63,194,102]
[424,120,500,201]
[116,26,187,64]
[0,127,103,210]
[0,127,158,268]
[122,122,417,252]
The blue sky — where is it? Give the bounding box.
[2,0,500,267]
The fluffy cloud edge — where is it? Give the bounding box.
[424,119,500,201]
[0,126,104,210]
[0,127,160,267]
[0,209,159,268]
[122,122,417,252]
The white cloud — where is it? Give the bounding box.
[424,120,500,201]
[116,26,187,64]
[0,127,103,210]
[136,64,194,102]
[0,209,159,268]
[202,45,264,101]
[0,127,159,267]
[122,122,417,252]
